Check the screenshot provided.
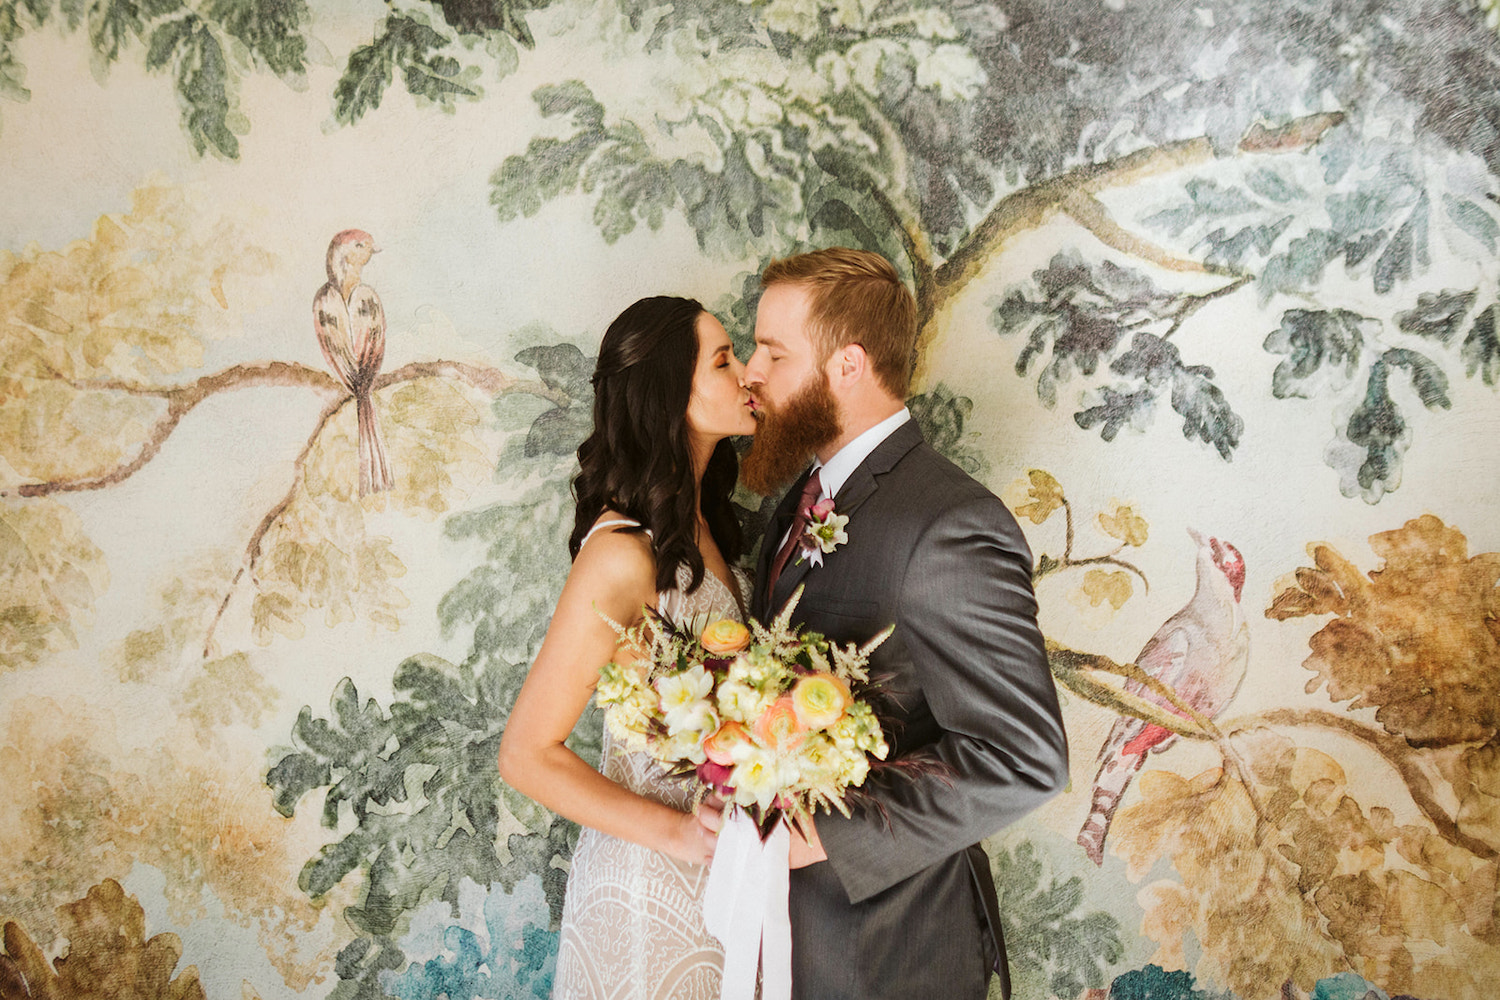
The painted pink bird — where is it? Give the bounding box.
[313,229,393,495]
[1077,528,1249,865]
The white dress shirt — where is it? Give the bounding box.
[812,406,912,502]
[774,407,912,554]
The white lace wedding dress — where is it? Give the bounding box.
[552,536,747,1000]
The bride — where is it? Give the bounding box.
[497,295,756,998]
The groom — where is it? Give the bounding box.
[740,248,1069,999]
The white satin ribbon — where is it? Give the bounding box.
[702,808,792,1000]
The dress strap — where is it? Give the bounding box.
[579,517,651,547]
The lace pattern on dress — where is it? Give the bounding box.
[552,563,748,1000]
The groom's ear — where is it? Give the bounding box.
[827,342,868,388]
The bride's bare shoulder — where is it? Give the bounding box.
[570,511,656,599]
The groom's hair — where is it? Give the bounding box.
[761,247,917,396]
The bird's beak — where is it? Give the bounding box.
[371,246,383,254]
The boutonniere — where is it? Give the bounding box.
[797,498,849,568]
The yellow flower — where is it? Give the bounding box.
[728,744,790,812]
[790,672,852,730]
[701,619,751,655]
[717,678,776,724]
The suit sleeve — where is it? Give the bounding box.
[816,494,1070,903]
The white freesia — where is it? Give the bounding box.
[728,744,792,812]
[657,665,715,732]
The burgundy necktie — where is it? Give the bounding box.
[765,470,823,600]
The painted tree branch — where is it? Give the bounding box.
[195,362,571,658]
[1162,274,1254,339]
[1032,499,1149,591]
[1,363,339,498]
[916,111,1345,362]
[1050,641,1497,860]
[847,90,938,320]
[1222,708,1499,861]
[1,361,568,498]
[202,393,349,658]
[1047,642,1265,830]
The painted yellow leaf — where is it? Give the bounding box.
[1010,469,1064,525]
[1077,569,1133,609]
[0,698,350,992]
[109,559,233,680]
[0,499,108,672]
[1266,515,1500,747]
[0,184,280,489]
[1113,729,1500,999]
[1097,502,1149,547]
[178,653,278,731]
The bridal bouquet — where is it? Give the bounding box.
[595,586,891,831]
[596,587,894,1000]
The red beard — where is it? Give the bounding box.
[741,372,843,495]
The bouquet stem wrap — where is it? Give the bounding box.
[702,808,792,1000]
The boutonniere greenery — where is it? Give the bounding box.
[798,499,849,568]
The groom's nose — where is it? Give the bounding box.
[743,347,767,387]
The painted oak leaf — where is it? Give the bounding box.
[0,879,206,1000]
[1267,515,1500,746]
[1075,569,1133,610]
[1010,469,1065,525]
[1110,730,1500,998]
[1111,750,1345,995]
[0,499,109,672]
[1097,503,1149,547]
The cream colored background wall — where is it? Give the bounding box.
[3,3,1499,999]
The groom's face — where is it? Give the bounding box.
[741,283,844,494]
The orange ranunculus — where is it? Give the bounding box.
[753,695,805,751]
[703,720,752,766]
[701,619,751,655]
[790,672,852,730]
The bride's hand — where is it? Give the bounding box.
[666,799,721,866]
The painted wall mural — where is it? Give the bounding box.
[2,1,1498,998]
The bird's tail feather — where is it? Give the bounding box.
[356,392,394,495]
[1077,750,1148,865]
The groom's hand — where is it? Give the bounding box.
[789,814,827,868]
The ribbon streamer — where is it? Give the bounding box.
[702,808,792,1000]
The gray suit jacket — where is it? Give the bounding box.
[752,420,1069,1000]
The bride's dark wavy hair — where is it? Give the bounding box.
[569,295,742,593]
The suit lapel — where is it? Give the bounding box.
[767,420,925,610]
[755,466,814,619]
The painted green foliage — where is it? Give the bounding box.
[6,1,1499,499]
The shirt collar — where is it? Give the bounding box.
[812,407,911,501]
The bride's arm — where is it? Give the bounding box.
[497,529,718,866]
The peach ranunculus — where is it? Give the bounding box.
[753,695,805,751]
[790,672,852,730]
[703,720,753,766]
[700,619,751,655]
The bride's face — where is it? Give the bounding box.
[686,313,756,441]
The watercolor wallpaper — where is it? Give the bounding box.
[1,1,1498,998]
